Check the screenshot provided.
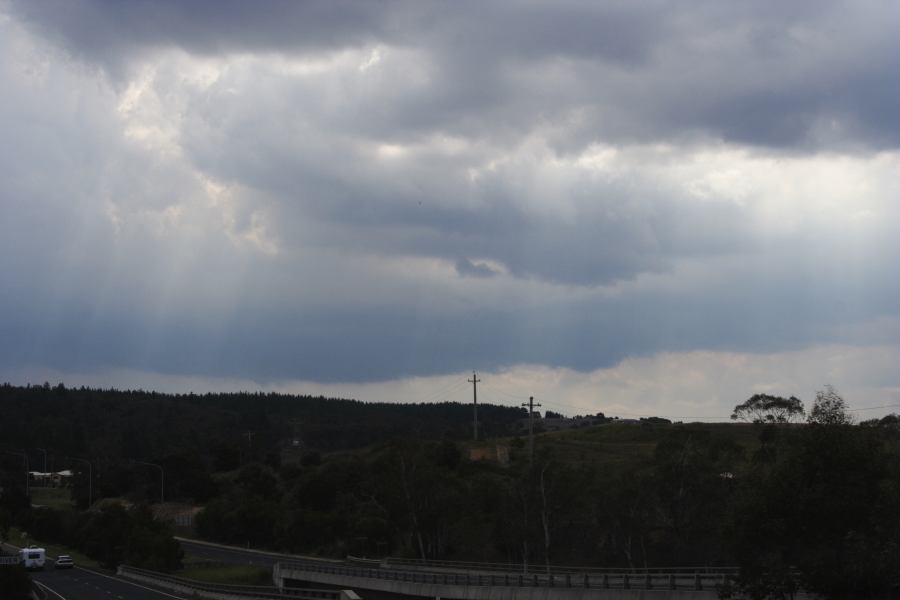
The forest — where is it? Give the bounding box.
[2,383,900,599]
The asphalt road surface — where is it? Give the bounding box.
[32,566,191,600]
[178,538,283,567]
[177,537,338,569]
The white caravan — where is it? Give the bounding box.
[19,546,46,570]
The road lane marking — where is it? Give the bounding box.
[73,565,188,599]
[34,581,68,600]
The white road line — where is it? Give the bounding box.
[34,580,68,600]
[73,566,188,599]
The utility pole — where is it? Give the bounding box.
[36,448,47,473]
[468,371,481,441]
[68,457,92,508]
[134,460,165,504]
[36,448,47,487]
[521,396,542,464]
[4,450,28,496]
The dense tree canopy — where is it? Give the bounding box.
[731,394,805,424]
[808,385,854,426]
[3,383,900,597]
[726,423,900,599]
[0,383,526,505]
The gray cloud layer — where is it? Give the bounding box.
[2,1,900,385]
[11,0,900,149]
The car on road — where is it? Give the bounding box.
[55,555,74,569]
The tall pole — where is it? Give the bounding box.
[36,448,47,472]
[36,448,47,486]
[521,396,542,464]
[69,457,92,508]
[134,461,165,504]
[468,371,481,441]
[4,450,29,496]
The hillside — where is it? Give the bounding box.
[3,384,900,598]
[0,381,524,457]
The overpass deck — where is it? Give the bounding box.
[276,560,731,600]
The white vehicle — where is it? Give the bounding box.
[19,546,46,570]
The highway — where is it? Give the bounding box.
[177,537,340,569]
[178,538,285,567]
[32,566,192,600]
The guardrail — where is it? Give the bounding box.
[119,564,360,600]
[177,537,344,565]
[279,559,735,592]
[345,556,381,567]
[381,555,736,576]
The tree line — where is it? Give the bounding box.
[2,383,899,598]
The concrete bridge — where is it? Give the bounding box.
[274,558,732,600]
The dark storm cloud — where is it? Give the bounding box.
[9,0,900,149]
[181,114,753,286]
[6,0,398,69]
[5,0,662,66]
[3,240,899,383]
[4,0,900,387]
[163,55,755,287]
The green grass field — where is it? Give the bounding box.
[177,556,272,585]
[29,487,75,510]
[526,421,765,474]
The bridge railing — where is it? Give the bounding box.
[279,560,736,591]
[0,555,19,566]
[379,555,736,576]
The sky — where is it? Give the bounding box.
[2,0,900,420]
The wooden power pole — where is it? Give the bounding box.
[522,396,542,463]
[468,371,481,441]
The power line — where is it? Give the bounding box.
[537,398,600,412]
[416,378,469,404]
[537,397,900,421]
[473,386,523,405]
[479,383,528,401]
[612,411,729,421]
[848,403,900,413]
[448,381,900,422]
[533,396,732,421]
[421,378,468,402]
[481,390,727,421]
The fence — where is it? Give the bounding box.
[280,559,736,592]
[378,555,736,576]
